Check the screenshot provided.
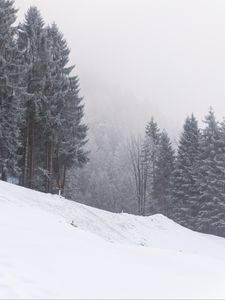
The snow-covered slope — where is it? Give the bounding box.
[1,181,225,299]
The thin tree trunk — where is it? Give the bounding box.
[56,147,61,195]
[1,166,7,182]
[62,165,67,196]
[27,121,32,189]
[30,122,35,189]
[46,141,53,193]
[23,127,29,187]
[22,123,30,187]
[45,141,49,193]
[49,142,53,193]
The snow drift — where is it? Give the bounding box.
[0,181,225,299]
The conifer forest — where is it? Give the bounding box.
[1,0,225,239]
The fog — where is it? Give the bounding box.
[16,0,225,136]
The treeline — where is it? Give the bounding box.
[129,108,225,237]
[128,119,175,217]
[1,0,224,238]
[66,108,225,238]
[0,0,88,194]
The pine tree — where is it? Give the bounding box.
[0,0,22,181]
[142,117,161,215]
[197,108,225,236]
[154,130,175,215]
[54,75,88,195]
[18,7,47,189]
[170,114,201,228]
[18,9,88,194]
[38,23,71,192]
[42,23,88,195]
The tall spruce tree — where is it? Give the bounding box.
[197,108,225,236]
[18,13,88,194]
[142,117,161,215]
[170,114,201,228]
[39,23,71,193]
[18,6,48,189]
[0,0,22,181]
[54,75,88,195]
[154,130,175,215]
[43,23,88,195]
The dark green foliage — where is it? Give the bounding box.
[140,118,175,216]
[155,130,175,215]
[1,1,225,240]
[0,5,88,193]
[169,110,225,237]
[170,114,201,228]
[0,0,23,180]
[142,117,161,215]
[197,109,225,236]
[53,75,88,194]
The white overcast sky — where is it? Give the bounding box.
[15,0,225,133]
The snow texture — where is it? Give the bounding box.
[0,181,225,299]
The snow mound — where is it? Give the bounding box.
[1,181,225,299]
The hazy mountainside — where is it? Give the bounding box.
[81,75,180,141]
[1,181,225,299]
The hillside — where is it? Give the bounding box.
[1,181,225,299]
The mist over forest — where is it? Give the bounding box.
[2,0,225,239]
[16,0,225,134]
[2,1,225,298]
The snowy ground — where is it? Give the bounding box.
[1,181,225,299]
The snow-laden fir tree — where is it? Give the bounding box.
[0,0,23,181]
[18,6,48,189]
[154,130,175,215]
[42,23,88,194]
[54,75,88,195]
[38,23,72,193]
[142,117,161,215]
[170,114,201,228]
[197,108,225,236]
[18,9,88,194]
